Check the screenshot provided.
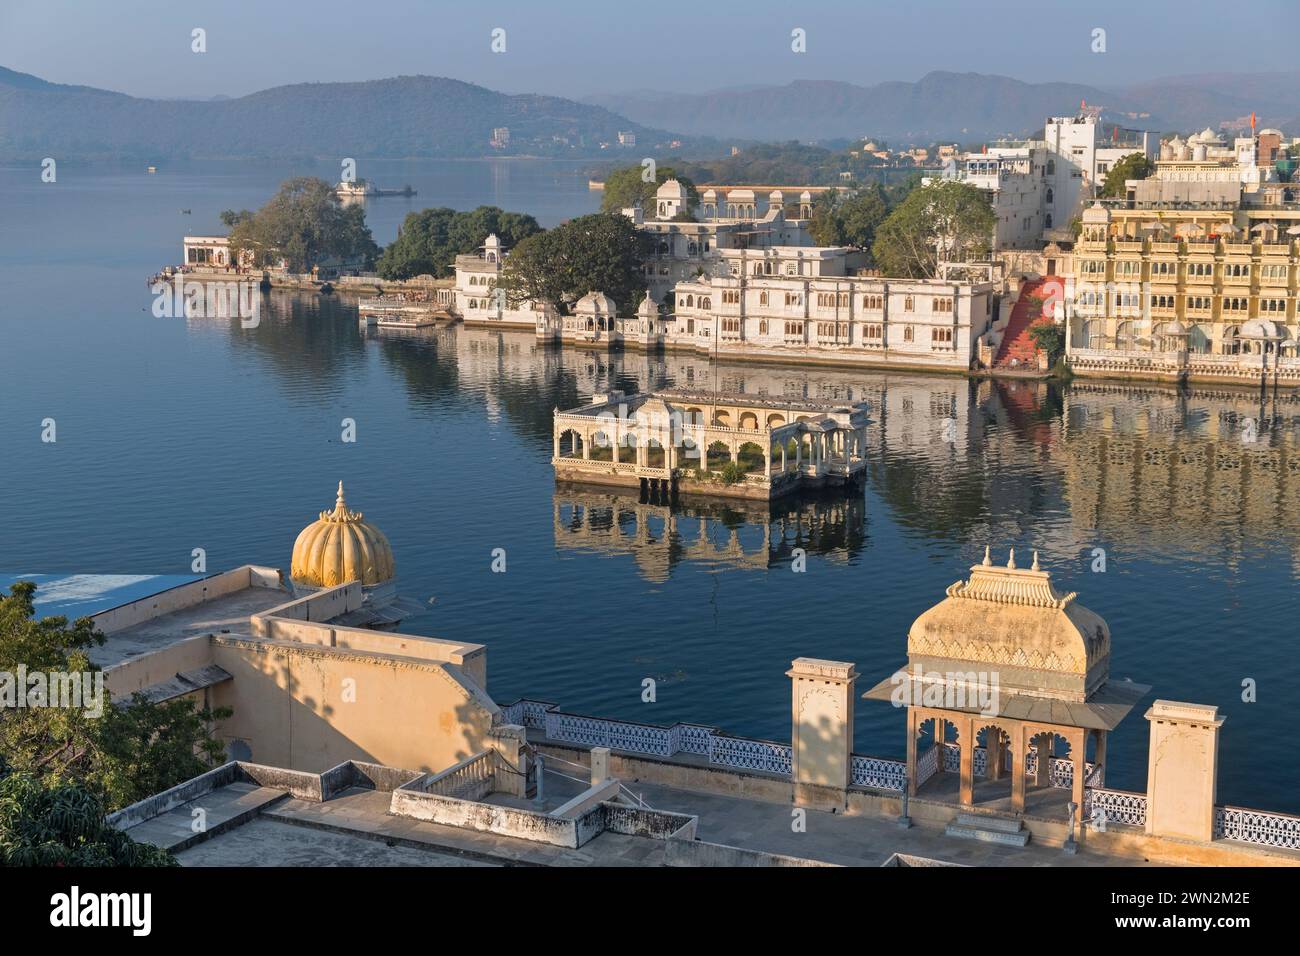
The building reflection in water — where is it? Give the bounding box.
[291,308,1300,576]
[1061,382,1300,571]
[553,481,867,583]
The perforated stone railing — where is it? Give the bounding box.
[1084,788,1147,827]
[544,711,674,757]
[499,699,1300,846]
[1214,806,1300,851]
[709,735,792,776]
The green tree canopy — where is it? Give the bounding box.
[0,769,176,866]
[375,205,541,280]
[1100,152,1155,198]
[872,181,995,278]
[224,176,379,273]
[599,164,699,218]
[809,184,889,252]
[497,212,652,315]
[0,581,231,812]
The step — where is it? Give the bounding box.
[945,821,1032,847]
[953,812,1023,834]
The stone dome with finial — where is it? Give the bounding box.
[904,547,1111,702]
[291,482,395,588]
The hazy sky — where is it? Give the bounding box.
[2,0,1296,100]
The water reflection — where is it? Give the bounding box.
[185,294,1300,575]
[554,481,867,583]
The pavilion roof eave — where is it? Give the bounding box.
[861,670,1152,732]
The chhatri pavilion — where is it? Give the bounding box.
[864,547,1151,815]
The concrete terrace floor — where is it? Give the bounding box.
[262,787,667,866]
[92,586,287,667]
[176,816,492,867]
[622,780,1136,867]
[124,767,1152,867]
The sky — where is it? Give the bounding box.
[1,0,1297,101]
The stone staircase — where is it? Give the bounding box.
[945,812,1031,847]
[993,277,1061,369]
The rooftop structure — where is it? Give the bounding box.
[864,547,1152,824]
[63,476,1298,867]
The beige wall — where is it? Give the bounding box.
[208,637,498,774]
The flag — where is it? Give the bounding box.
[1250,111,1257,131]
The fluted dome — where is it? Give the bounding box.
[291,482,394,588]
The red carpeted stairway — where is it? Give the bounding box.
[994,277,1063,369]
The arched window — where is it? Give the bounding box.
[1045,188,1054,204]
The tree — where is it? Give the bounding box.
[810,185,888,252]
[223,177,379,272]
[497,213,651,315]
[1100,152,1154,198]
[0,581,232,812]
[1029,321,1065,365]
[872,181,994,278]
[375,205,540,280]
[599,165,699,217]
[0,770,176,866]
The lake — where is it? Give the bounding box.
[1,158,1298,813]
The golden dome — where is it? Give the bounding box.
[290,482,395,588]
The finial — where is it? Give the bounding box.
[1007,548,1017,570]
[982,545,991,567]
[1032,550,1041,572]
[322,481,360,522]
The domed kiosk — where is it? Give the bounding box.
[290,482,413,625]
[864,547,1150,820]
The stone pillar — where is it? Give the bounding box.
[787,658,858,810]
[1035,733,1052,788]
[590,746,611,785]
[1071,729,1086,829]
[1011,724,1026,811]
[488,724,529,798]
[1093,730,1108,787]
[987,730,1003,781]
[1144,700,1225,843]
[959,715,975,805]
[905,708,918,796]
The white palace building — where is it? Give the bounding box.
[452,180,1002,373]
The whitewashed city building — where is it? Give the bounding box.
[453,233,556,329]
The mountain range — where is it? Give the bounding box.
[3,65,1297,163]
[0,67,678,161]
[584,70,1300,143]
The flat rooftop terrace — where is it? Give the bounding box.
[116,755,1158,868]
[90,582,287,668]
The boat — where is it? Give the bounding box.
[146,166,157,174]
[335,180,418,200]
[362,312,436,330]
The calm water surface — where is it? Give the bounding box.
[2,160,1298,812]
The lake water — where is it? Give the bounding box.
[2,159,1298,813]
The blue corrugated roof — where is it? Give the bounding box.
[0,573,205,622]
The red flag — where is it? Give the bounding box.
[1251,111,1257,130]
[1080,99,1086,111]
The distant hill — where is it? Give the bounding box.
[0,69,684,161]
[586,71,1300,143]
